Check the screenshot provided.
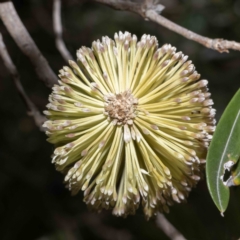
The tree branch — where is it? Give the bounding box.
[94,0,165,16]
[94,0,240,53]
[156,213,186,240]
[0,1,58,88]
[53,0,73,62]
[145,10,240,53]
[0,32,46,131]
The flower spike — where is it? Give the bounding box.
[44,31,215,219]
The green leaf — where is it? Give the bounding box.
[206,88,240,215]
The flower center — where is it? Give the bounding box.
[104,90,138,125]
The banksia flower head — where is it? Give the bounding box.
[43,31,215,219]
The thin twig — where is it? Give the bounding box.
[156,213,186,240]
[0,32,46,131]
[53,0,73,62]
[145,10,240,53]
[94,0,165,16]
[0,1,58,88]
[94,0,240,53]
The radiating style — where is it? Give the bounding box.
[43,31,216,219]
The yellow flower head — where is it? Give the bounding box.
[43,31,216,219]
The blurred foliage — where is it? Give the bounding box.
[0,0,240,239]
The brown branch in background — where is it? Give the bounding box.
[145,10,240,53]
[0,1,57,88]
[0,32,46,131]
[156,213,186,240]
[94,0,158,14]
[94,0,165,16]
[95,0,240,53]
[53,0,73,62]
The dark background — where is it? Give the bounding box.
[0,0,240,239]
